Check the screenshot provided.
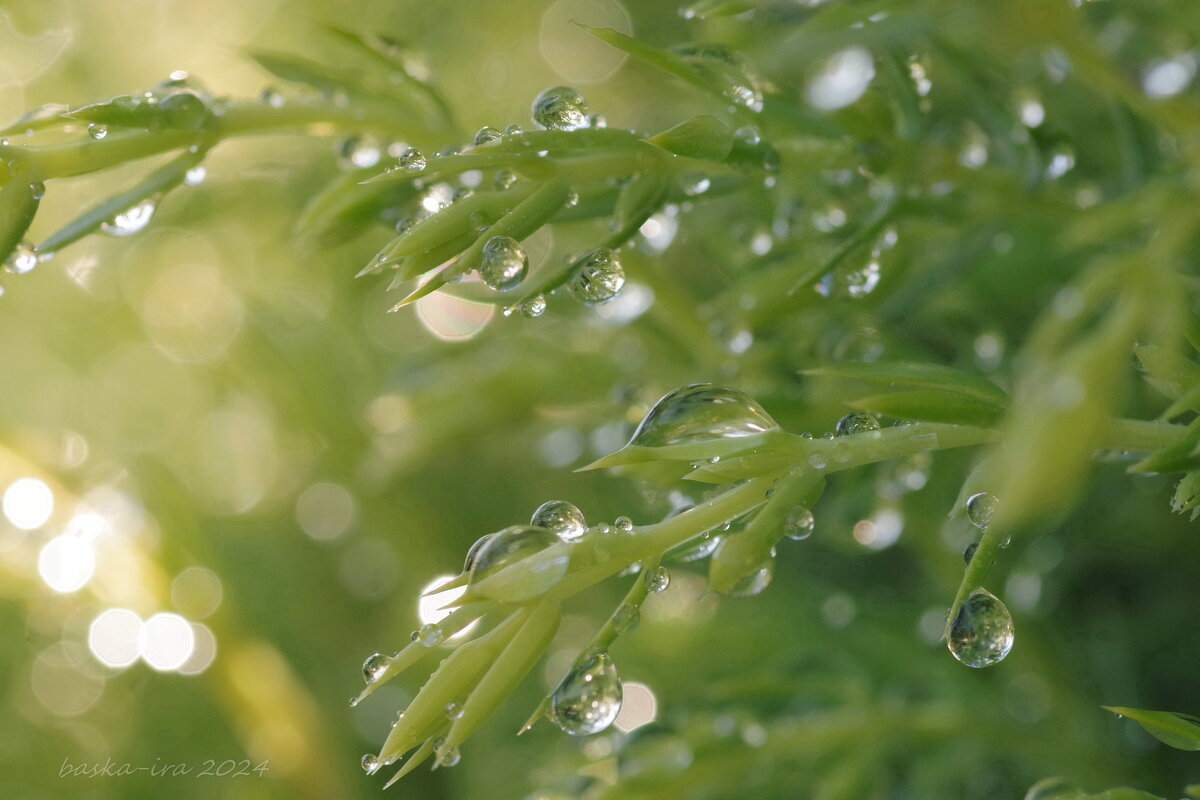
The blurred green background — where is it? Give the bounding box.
[2,0,1199,798]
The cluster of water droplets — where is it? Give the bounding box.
[948,491,1015,667]
[550,651,623,735]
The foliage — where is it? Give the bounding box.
[2,1,1200,799]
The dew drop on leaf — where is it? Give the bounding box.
[361,754,380,774]
[614,516,634,532]
[463,532,496,572]
[836,412,880,436]
[435,744,461,767]
[87,123,108,140]
[101,200,157,237]
[531,86,590,131]
[784,507,814,540]
[416,622,445,647]
[966,492,998,530]
[551,652,623,735]
[494,169,517,191]
[963,542,978,564]
[630,384,778,448]
[567,248,625,306]
[947,588,1014,668]
[727,559,774,597]
[479,235,528,292]
[644,566,670,593]
[184,166,206,186]
[468,525,568,599]
[362,652,389,684]
[4,241,39,275]
[673,44,764,112]
[336,135,382,170]
[398,147,426,172]
[473,125,502,146]
[530,500,587,542]
[445,701,464,720]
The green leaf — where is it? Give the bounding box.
[0,164,40,264]
[1171,471,1200,520]
[1129,417,1200,474]
[847,390,1005,427]
[1103,706,1200,750]
[805,361,1009,421]
[647,115,733,161]
[38,145,207,255]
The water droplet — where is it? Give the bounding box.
[1023,777,1083,800]
[674,531,719,562]
[361,754,380,775]
[445,701,464,720]
[362,652,389,683]
[260,86,285,108]
[463,532,496,572]
[531,86,590,131]
[947,588,1014,668]
[551,652,623,735]
[588,113,607,129]
[614,516,634,532]
[473,125,503,146]
[564,190,579,209]
[630,384,777,449]
[784,507,814,540]
[680,173,711,196]
[530,500,588,542]
[29,181,44,200]
[504,124,523,136]
[836,412,879,436]
[417,623,445,647]
[673,44,764,112]
[468,525,569,600]
[567,248,625,306]
[337,135,382,170]
[644,566,670,593]
[493,169,517,191]
[4,241,38,274]
[808,454,828,470]
[805,46,876,111]
[728,560,774,597]
[966,492,998,530]
[101,200,157,237]
[435,744,461,768]
[1142,53,1196,99]
[612,605,639,633]
[184,166,206,186]
[398,147,426,172]
[520,294,547,318]
[87,123,108,140]
[963,542,978,564]
[479,235,528,292]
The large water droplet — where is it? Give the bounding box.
[416,623,445,647]
[629,384,777,448]
[4,241,39,275]
[614,516,634,532]
[87,123,108,140]
[361,754,380,775]
[435,744,461,768]
[101,200,156,237]
[479,235,528,292]
[784,507,814,541]
[947,588,1014,668]
[836,412,879,436]
[644,566,670,593]
[468,525,568,599]
[567,248,624,306]
[445,701,464,720]
[362,652,389,684]
[463,532,496,572]
[1023,777,1083,800]
[184,166,206,186]
[551,652,623,735]
[530,500,587,542]
[966,492,998,530]
[531,86,590,131]
[398,147,426,172]
[473,126,502,146]
[728,559,774,597]
[494,169,517,191]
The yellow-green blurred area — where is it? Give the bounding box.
[2,0,1200,799]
